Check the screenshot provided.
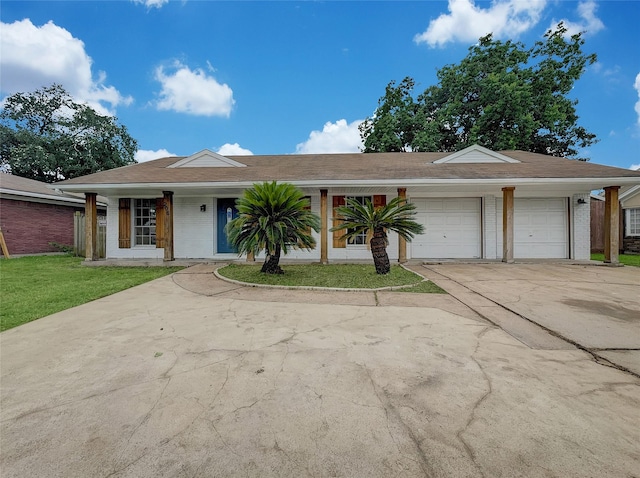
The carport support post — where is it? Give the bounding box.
[502,187,515,263]
[603,186,620,264]
[397,188,407,263]
[162,191,174,262]
[320,189,328,264]
[84,192,98,261]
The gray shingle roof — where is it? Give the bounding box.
[53,151,640,188]
[0,173,89,201]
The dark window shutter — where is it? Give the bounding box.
[155,198,165,248]
[303,196,312,236]
[332,195,346,248]
[118,199,131,248]
[373,195,387,208]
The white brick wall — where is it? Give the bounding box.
[327,194,399,261]
[272,195,321,260]
[483,195,497,259]
[572,193,591,260]
[174,197,215,258]
[105,199,163,259]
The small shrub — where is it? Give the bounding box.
[48,242,75,254]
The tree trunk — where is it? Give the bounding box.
[370,227,390,274]
[261,245,284,274]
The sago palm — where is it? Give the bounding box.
[331,196,424,274]
[226,181,320,274]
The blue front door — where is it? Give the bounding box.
[217,198,238,253]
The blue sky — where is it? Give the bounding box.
[1,0,639,170]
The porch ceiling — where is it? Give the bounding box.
[72,179,622,200]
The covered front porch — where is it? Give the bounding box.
[80,183,625,265]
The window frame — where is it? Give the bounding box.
[133,198,157,247]
[626,208,640,237]
[345,195,371,247]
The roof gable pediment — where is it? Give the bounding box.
[167,149,247,168]
[434,144,520,164]
[620,184,640,208]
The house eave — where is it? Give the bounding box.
[0,188,106,207]
[54,176,640,194]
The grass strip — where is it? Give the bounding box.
[0,255,183,331]
[590,253,640,267]
[218,263,446,293]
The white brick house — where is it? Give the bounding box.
[54,145,640,264]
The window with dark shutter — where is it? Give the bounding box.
[118,198,131,248]
[332,195,346,248]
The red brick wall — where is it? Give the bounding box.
[0,198,83,255]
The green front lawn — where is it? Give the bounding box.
[0,255,183,331]
[591,253,640,267]
[218,263,446,293]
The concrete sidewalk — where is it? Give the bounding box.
[1,266,639,477]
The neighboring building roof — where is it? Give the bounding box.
[0,173,106,206]
[620,184,640,200]
[620,184,640,209]
[53,146,640,195]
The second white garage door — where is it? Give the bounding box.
[411,198,481,258]
[496,198,568,258]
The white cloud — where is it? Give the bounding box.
[217,143,253,156]
[550,0,604,37]
[135,149,177,163]
[630,164,640,171]
[634,72,640,126]
[295,119,363,154]
[132,0,169,8]
[0,19,132,115]
[154,62,234,117]
[414,0,547,47]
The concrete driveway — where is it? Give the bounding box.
[417,263,640,375]
[1,264,639,477]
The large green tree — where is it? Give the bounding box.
[0,84,137,182]
[226,181,321,274]
[331,196,424,275]
[360,24,597,159]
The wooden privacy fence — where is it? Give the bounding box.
[74,212,106,258]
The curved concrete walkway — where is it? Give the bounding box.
[1,264,638,477]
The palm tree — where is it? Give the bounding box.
[226,181,321,274]
[331,196,424,274]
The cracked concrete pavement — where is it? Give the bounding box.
[1,264,639,477]
[417,263,640,376]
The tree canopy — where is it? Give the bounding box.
[331,196,424,275]
[360,24,598,159]
[226,181,321,274]
[0,84,137,183]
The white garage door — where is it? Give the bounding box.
[497,198,568,258]
[411,198,481,258]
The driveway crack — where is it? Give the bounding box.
[456,326,492,478]
[359,363,434,478]
[106,377,171,477]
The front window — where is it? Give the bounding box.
[134,199,156,245]
[347,196,371,245]
[628,208,640,236]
